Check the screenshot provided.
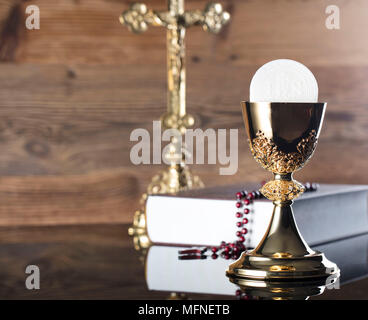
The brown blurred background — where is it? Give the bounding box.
[0,0,367,226]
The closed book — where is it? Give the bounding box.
[146,184,368,248]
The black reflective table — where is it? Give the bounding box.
[0,224,367,300]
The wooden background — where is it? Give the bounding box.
[0,0,367,226]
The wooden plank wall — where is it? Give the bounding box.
[0,0,367,226]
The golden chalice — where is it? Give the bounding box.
[227,102,340,280]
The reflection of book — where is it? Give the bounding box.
[146,246,237,296]
[146,234,368,295]
[146,184,368,247]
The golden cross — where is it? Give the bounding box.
[122,1,230,238]
[120,0,230,132]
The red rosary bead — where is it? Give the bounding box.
[236,212,243,218]
[211,253,218,259]
[243,199,250,205]
[211,247,218,253]
[236,202,242,208]
[241,228,248,234]
[236,222,242,227]
[244,208,249,214]
[236,231,241,237]
[236,192,242,199]
[243,218,248,224]
[238,236,245,242]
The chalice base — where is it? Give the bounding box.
[227,200,340,281]
[227,251,339,281]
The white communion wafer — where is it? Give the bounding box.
[249,59,318,102]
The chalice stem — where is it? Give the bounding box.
[253,200,314,258]
[253,172,314,257]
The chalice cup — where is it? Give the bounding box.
[227,102,340,280]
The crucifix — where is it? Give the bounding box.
[120,0,230,246]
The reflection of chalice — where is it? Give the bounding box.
[230,277,338,300]
[227,102,339,280]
